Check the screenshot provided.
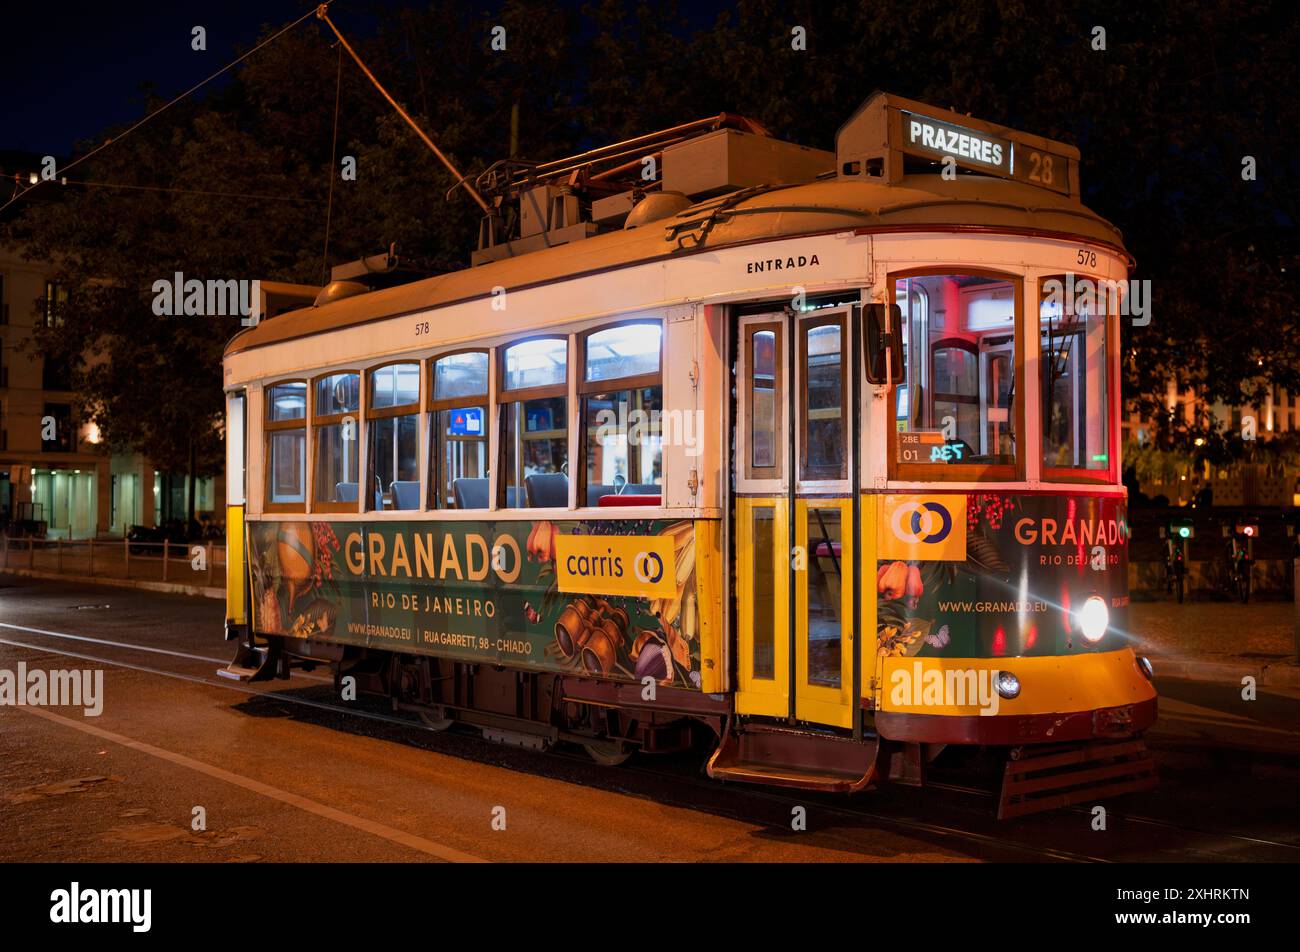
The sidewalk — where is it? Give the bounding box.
[1130,601,1300,688]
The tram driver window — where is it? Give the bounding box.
[500,337,568,509]
[313,372,360,508]
[581,322,663,507]
[431,351,489,509]
[1040,275,1111,477]
[892,274,1018,473]
[265,381,306,507]
[367,363,421,510]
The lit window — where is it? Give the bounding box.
[430,352,489,509]
[367,364,420,510]
[892,273,1019,477]
[265,382,307,505]
[581,322,662,506]
[313,373,360,506]
[501,337,568,508]
[1040,275,1111,476]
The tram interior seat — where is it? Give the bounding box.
[390,481,420,511]
[334,481,384,509]
[452,477,525,509]
[453,477,489,510]
[525,472,569,508]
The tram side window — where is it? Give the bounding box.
[266,382,307,506]
[1040,275,1110,475]
[500,337,568,509]
[367,363,421,510]
[893,274,1017,472]
[431,351,489,509]
[581,322,663,506]
[313,372,360,507]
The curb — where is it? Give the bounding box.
[1148,656,1300,688]
[0,568,224,601]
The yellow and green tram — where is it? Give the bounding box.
[222,93,1156,816]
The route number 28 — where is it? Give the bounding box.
[1026,150,1055,185]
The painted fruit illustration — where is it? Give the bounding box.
[276,522,316,609]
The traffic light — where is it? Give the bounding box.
[1169,516,1195,540]
[1235,523,1259,539]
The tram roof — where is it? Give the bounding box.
[225,173,1127,357]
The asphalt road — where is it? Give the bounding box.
[2,575,1297,862]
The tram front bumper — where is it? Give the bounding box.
[871,647,1158,746]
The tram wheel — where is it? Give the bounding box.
[582,739,632,766]
[417,708,455,732]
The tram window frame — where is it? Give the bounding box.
[310,370,362,513]
[428,348,491,509]
[497,334,570,509]
[1038,273,1116,484]
[576,319,665,509]
[886,268,1025,483]
[365,361,423,512]
[264,379,308,513]
[797,312,849,483]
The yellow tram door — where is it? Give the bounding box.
[734,309,856,729]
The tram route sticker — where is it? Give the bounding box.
[246,517,703,690]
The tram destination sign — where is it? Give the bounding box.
[898,110,1073,196]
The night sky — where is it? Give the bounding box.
[0,0,732,161]
[1,2,330,158]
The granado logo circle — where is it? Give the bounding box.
[890,501,953,545]
[633,551,665,584]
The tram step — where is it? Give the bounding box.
[997,737,1157,819]
[217,641,280,682]
[706,722,878,793]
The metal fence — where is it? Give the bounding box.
[0,536,226,588]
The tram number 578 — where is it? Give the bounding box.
[414,320,431,336]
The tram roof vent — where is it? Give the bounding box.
[836,91,1082,200]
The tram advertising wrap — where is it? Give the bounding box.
[876,493,1129,659]
[246,518,703,689]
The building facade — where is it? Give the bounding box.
[0,246,221,538]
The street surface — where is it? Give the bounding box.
[2,576,1297,862]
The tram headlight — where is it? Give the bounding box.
[1078,595,1109,643]
[994,670,1021,700]
[1136,655,1154,681]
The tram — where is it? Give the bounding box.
[221,93,1157,817]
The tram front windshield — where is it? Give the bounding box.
[894,274,1016,466]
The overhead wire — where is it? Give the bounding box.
[0,2,333,217]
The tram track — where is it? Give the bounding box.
[3,622,1295,862]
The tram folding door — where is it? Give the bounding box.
[733,310,856,728]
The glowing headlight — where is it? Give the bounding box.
[1137,655,1154,680]
[994,670,1021,699]
[1078,595,1109,643]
